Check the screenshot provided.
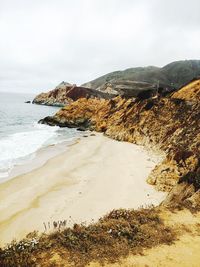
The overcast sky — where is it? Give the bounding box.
[0,0,200,93]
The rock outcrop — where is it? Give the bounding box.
[40,79,200,207]
[172,78,200,102]
[33,82,115,107]
[33,82,73,106]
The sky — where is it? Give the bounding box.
[0,0,200,93]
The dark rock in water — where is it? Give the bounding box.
[39,115,91,130]
[25,101,31,103]
[77,127,87,131]
[38,116,60,127]
[38,116,74,127]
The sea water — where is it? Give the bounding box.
[0,92,81,180]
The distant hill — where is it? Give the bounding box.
[82,60,200,94]
[33,60,200,106]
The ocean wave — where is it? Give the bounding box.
[0,124,58,178]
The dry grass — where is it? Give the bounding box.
[0,207,176,267]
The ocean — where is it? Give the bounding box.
[0,92,81,180]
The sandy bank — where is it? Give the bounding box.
[0,134,166,246]
[87,209,200,267]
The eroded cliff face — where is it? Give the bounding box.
[172,78,200,102]
[33,87,72,106]
[33,83,115,107]
[40,79,200,207]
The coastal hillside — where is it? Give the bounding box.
[82,60,200,93]
[1,78,200,267]
[33,60,200,106]
[2,0,200,265]
[40,78,200,205]
[33,82,114,107]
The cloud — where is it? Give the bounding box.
[0,0,200,93]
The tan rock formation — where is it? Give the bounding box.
[39,79,200,206]
[172,78,200,102]
[33,82,115,107]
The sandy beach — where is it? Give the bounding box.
[0,133,166,246]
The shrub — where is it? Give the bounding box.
[0,207,176,267]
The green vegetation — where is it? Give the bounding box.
[82,60,200,90]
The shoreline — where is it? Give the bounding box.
[0,132,86,184]
[0,140,80,184]
[0,133,166,246]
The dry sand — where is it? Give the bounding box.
[88,209,200,267]
[0,133,166,246]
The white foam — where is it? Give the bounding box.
[0,124,59,178]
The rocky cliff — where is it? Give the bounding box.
[1,78,200,267]
[33,60,200,107]
[33,82,115,107]
[40,79,200,208]
[172,78,200,102]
